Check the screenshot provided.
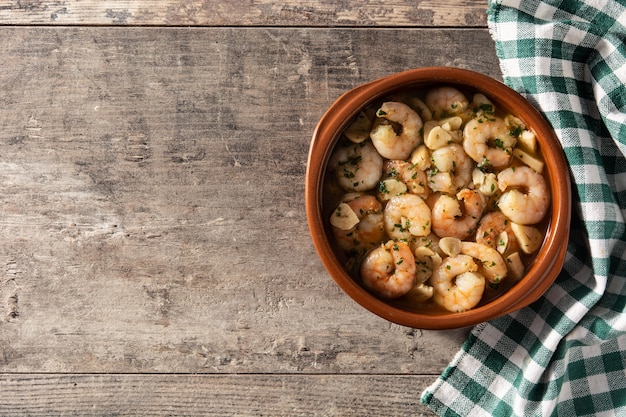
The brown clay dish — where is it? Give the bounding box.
[305,67,571,329]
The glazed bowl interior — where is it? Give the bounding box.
[306,67,571,330]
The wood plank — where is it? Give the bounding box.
[0,0,488,27]
[0,27,499,375]
[0,373,438,416]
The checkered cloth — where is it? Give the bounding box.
[420,1,626,416]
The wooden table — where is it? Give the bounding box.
[0,2,502,415]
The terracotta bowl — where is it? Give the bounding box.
[305,67,571,329]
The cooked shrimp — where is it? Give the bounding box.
[460,241,508,284]
[431,189,487,240]
[382,160,429,197]
[463,116,517,168]
[425,86,470,119]
[384,194,432,241]
[497,166,550,225]
[431,254,485,312]
[370,101,423,160]
[330,193,385,254]
[329,140,383,192]
[476,211,519,255]
[360,240,416,299]
[429,144,473,193]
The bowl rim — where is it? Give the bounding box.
[305,66,571,329]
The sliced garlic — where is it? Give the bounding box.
[506,252,525,281]
[472,168,498,196]
[511,222,543,254]
[439,236,462,257]
[496,231,509,254]
[473,93,495,112]
[407,283,434,302]
[425,125,453,150]
[329,203,359,231]
[439,116,463,131]
[406,96,433,122]
[513,147,545,173]
[377,179,407,202]
[517,129,537,153]
[343,111,372,143]
[410,145,432,171]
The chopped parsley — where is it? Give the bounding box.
[509,125,524,137]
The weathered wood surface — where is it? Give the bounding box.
[2,374,440,416]
[0,7,501,416]
[0,0,488,27]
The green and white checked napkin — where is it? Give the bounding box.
[420,1,626,416]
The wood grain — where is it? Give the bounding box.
[0,21,501,416]
[1,374,440,416]
[0,27,499,376]
[0,0,489,27]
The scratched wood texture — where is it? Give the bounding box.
[0,1,499,416]
[0,0,488,27]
